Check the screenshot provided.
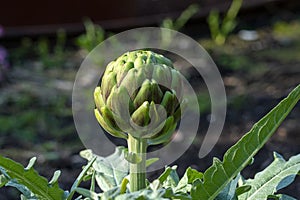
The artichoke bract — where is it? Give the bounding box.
[94,50,184,145]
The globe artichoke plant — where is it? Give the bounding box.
[94,50,185,191]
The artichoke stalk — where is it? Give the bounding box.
[94,50,184,191]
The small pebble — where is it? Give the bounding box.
[238,30,259,41]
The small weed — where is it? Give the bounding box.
[161,4,199,46]
[207,0,243,45]
[75,19,105,52]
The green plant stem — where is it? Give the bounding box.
[128,134,147,192]
[67,156,96,200]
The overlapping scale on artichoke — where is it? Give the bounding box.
[94,50,184,145]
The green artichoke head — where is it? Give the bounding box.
[94,50,185,145]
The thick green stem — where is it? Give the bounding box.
[127,134,147,192]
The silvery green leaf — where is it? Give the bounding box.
[100,186,120,200]
[6,179,36,199]
[92,147,129,192]
[74,187,100,200]
[239,152,300,200]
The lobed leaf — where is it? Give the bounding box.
[0,155,65,200]
[81,147,129,192]
[239,152,300,200]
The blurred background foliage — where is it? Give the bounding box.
[0,0,300,198]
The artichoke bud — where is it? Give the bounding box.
[94,50,185,145]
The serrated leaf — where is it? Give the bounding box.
[239,152,300,200]
[175,167,203,193]
[0,155,65,200]
[192,84,300,200]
